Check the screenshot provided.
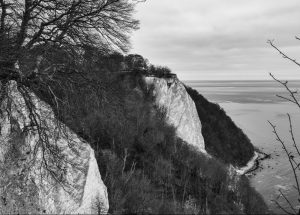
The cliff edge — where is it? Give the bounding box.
[0,81,109,214]
[144,76,206,154]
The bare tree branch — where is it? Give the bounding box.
[271,199,295,215]
[268,36,300,215]
[288,114,300,158]
[268,40,300,67]
[270,73,300,109]
[268,121,300,197]
[0,0,142,186]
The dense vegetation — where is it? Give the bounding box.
[186,86,255,167]
[0,1,267,213]
[34,52,268,214]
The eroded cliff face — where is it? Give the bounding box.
[0,81,109,214]
[144,76,206,153]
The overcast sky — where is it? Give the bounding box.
[130,0,300,80]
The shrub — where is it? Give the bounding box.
[148,65,173,78]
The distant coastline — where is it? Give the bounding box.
[189,79,300,213]
[244,149,271,175]
[236,152,259,175]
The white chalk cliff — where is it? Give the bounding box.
[144,76,206,153]
[0,81,109,214]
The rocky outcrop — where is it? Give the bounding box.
[144,77,206,153]
[0,81,109,214]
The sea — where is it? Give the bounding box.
[184,80,300,214]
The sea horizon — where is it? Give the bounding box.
[187,79,300,214]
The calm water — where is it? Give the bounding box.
[184,80,300,214]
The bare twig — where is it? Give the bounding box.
[269,36,300,215]
[268,121,300,197]
[279,189,297,214]
[271,199,294,215]
[268,40,300,67]
[270,73,300,109]
[288,114,300,158]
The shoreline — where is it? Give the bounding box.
[236,152,259,175]
[244,149,271,175]
[235,149,271,175]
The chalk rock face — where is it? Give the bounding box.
[0,81,109,214]
[144,77,206,153]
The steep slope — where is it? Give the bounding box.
[0,81,109,214]
[143,76,256,167]
[185,86,255,167]
[144,76,206,153]
[36,71,268,214]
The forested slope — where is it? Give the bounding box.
[185,86,255,167]
[34,52,267,214]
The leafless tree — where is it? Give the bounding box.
[0,0,142,184]
[0,0,140,79]
[268,38,300,215]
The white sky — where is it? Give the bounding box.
[130,0,300,80]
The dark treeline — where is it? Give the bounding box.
[185,86,255,167]
[83,48,174,77]
[34,50,268,214]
